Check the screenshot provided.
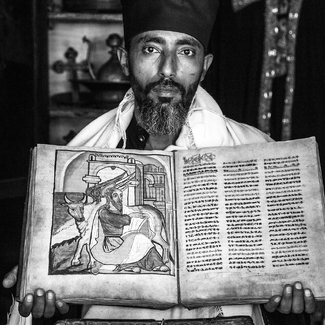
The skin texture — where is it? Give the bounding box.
[264,282,316,314]
[2,30,319,320]
[117,30,213,149]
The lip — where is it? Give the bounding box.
[152,86,180,97]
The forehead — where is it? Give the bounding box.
[129,30,204,50]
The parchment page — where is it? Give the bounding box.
[19,144,178,308]
[175,137,325,307]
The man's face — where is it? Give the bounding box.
[119,30,213,136]
[110,188,123,212]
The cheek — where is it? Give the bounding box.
[179,56,205,77]
[130,60,157,87]
[134,71,160,92]
[179,64,203,87]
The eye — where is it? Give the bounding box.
[143,46,159,54]
[180,49,195,57]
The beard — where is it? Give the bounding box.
[131,76,200,136]
[111,199,123,212]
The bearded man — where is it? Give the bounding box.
[4,0,319,324]
[93,186,169,273]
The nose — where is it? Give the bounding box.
[158,52,176,78]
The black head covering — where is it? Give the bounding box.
[121,0,219,49]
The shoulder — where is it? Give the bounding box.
[187,109,273,149]
[224,117,273,145]
[190,87,273,147]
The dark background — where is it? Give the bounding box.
[1,0,325,324]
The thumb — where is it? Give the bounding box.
[2,265,18,288]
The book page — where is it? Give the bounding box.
[19,144,178,308]
[175,137,325,307]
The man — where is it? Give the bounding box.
[93,186,169,273]
[3,0,319,324]
[99,187,136,253]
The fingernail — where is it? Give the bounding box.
[304,289,311,297]
[286,286,292,294]
[36,289,43,296]
[47,291,54,300]
[274,296,281,303]
[26,295,33,302]
[295,282,302,290]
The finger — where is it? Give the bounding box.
[291,282,304,314]
[18,293,33,317]
[56,299,70,314]
[279,284,293,314]
[264,295,281,313]
[2,265,18,288]
[32,288,45,318]
[44,290,56,318]
[304,288,316,314]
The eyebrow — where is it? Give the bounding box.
[176,37,202,48]
[137,36,166,45]
[136,35,202,48]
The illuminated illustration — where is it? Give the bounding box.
[50,150,175,275]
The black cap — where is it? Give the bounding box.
[121,0,219,49]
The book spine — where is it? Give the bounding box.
[15,147,34,301]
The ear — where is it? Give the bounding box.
[117,47,130,77]
[200,53,214,82]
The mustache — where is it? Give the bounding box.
[145,78,185,95]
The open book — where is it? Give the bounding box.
[17,137,325,309]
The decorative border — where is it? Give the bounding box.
[257,0,303,140]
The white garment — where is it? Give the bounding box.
[7,86,271,325]
[68,86,272,149]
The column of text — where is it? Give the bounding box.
[183,153,222,272]
[223,160,265,270]
[264,156,309,267]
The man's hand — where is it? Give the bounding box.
[19,289,69,318]
[3,265,69,318]
[2,265,18,288]
[264,282,316,314]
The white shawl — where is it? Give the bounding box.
[68,86,272,149]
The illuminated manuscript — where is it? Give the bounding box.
[18,137,325,308]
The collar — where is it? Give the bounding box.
[113,86,224,150]
[117,114,149,149]
[68,85,269,150]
